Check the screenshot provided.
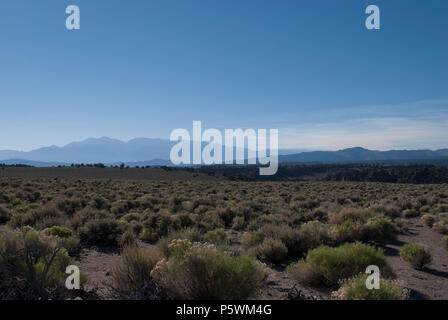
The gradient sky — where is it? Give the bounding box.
[1,0,447,151]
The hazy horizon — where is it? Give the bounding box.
[1,135,447,154]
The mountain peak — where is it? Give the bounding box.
[340,147,370,152]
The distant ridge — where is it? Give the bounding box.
[1,138,448,167]
[279,147,448,163]
[0,137,171,163]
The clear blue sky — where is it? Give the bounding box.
[1,0,447,151]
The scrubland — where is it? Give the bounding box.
[1,171,448,300]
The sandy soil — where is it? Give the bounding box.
[383,217,448,300]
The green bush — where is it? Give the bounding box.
[432,221,448,235]
[333,274,406,300]
[232,216,245,230]
[0,227,78,299]
[287,242,394,287]
[329,208,368,225]
[242,231,265,249]
[176,213,195,228]
[421,214,436,227]
[202,228,228,245]
[111,246,164,299]
[363,217,398,241]
[119,229,137,247]
[400,243,432,270]
[330,220,363,244]
[79,218,122,246]
[139,228,159,243]
[47,226,73,238]
[63,236,82,256]
[152,239,267,299]
[0,206,11,224]
[254,238,288,264]
[259,222,330,257]
[156,228,202,256]
[121,212,140,223]
[403,209,419,218]
[434,204,448,213]
[28,205,63,226]
[290,221,330,255]
[7,213,29,228]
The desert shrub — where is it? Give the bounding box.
[111,200,136,216]
[139,228,159,243]
[382,204,402,219]
[128,220,144,235]
[402,209,419,218]
[79,218,122,246]
[156,214,179,236]
[7,213,28,228]
[121,212,140,223]
[434,204,448,213]
[421,214,436,227]
[293,207,329,225]
[110,246,164,299]
[329,208,368,225]
[216,208,235,227]
[152,239,266,299]
[90,196,110,211]
[242,231,265,249]
[0,227,77,299]
[287,242,394,287]
[120,229,137,247]
[333,274,406,300]
[400,243,432,270]
[0,206,11,224]
[156,228,203,256]
[176,213,195,228]
[287,221,330,256]
[329,220,364,244]
[232,216,245,230]
[62,236,82,256]
[420,205,431,213]
[28,205,63,226]
[432,221,448,235]
[197,211,224,231]
[56,198,85,216]
[258,222,330,257]
[363,217,398,241]
[46,226,73,238]
[78,208,112,223]
[254,238,288,264]
[202,228,228,245]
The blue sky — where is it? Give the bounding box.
[1,0,447,151]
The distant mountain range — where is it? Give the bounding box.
[1,137,448,167]
[0,137,171,164]
[280,147,448,163]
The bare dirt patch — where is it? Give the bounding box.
[77,246,120,299]
[384,217,448,299]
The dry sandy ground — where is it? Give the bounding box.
[77,219,448,300]
[383,217,448,300]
